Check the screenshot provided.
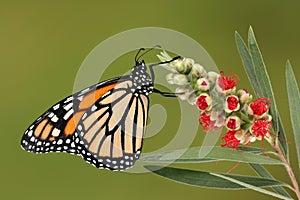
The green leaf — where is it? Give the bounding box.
[286,60,300,172]
[250,164,292,198]
[141,146,282,165]
[248,26,279,133]
[236,27,288,155]
[211,173,292,200]
[145,165,287,191]
[235,31,263,95]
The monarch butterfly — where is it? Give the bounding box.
[20,47,180,171]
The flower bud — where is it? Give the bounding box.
[173,74,188,85]
[234,130,253,145]
[192,63,206,77]
[237,89,252,104]
[187,92,197,105]
[262,114,272,122]
[224,95,240,113]
[157,50,172,62]
[173,60,186,73]
[207,71,219,83]
[196,93,212,111]
[175,87,190,100]
[215,115,225,128]
[195,78,210,91]
[198,111,214,130]
[183,58,195,69]
[166,73,175,84]
[225,115,241,130]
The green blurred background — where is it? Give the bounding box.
[1,0,300,199]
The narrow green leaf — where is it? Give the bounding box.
[235,31,263,95]
[250,164,292,198]
[141,146,282,165]
[145,165,287,190]
[141,146,262,163]
[286,60,300,172]
[248,26,279,133]
[211,173,292,200]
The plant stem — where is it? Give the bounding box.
[274,144,300,199]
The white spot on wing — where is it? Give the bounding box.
[63,103,73,111]
[64,96,74,103]
[63,109,74,120]
[51,115,59,123]
[53,104,60,110]
[30,137,35,142]
[52,128,61,137]
[91,105,97,111]
[27,130,33,137]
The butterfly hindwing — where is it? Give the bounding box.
[76,80,149,170]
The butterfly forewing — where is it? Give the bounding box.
[21,76,150,170]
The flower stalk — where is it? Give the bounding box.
[274,143,300,199]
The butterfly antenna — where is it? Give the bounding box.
[136,45,162,61]
[135,48,145,63]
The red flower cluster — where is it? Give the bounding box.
[160,52,273,150]
[194,71,272,149]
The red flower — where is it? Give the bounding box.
[198,112,211,128]
[216,71,240,94]
[225,116,241,130]
[196,93,212,111]
[221,130,240,149]
[198,112,219,132]
[250,119,271,140]
[225,95,240,113]
[247,98,271,118]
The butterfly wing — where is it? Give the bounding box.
[21,76,149,170]
[76,79,149,170]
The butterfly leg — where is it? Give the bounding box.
[149,56,181,82]
[153,88,183,97]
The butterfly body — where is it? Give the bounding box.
[21,50,179,171]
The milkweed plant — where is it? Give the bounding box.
[142,27,300,200]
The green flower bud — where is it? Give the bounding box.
[192,63,206,77]
[166,73,175,84]
[173,74,188,85]
[175,87,190,100]
[172,60,186,73]
[183,58,195,69]
[207,71,219,83]
[187,92,197,105]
